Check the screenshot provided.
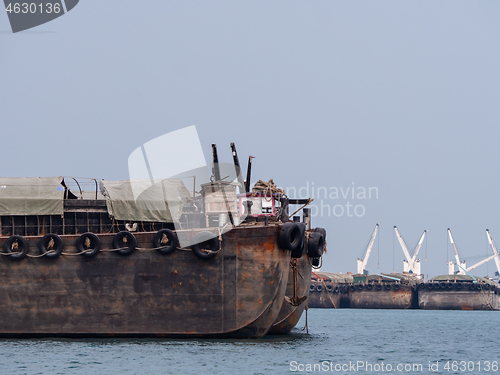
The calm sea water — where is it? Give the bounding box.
[1,309,498,375]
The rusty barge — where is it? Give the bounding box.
[0,152,325,338]
[308,273,422,309]
[308,272,347,308]
[347,273,421,309]
[418,275,500,311]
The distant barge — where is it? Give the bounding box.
[418,275,500,311]
[309,273,422,309]
[347,273,421,309]
[308,272,348,308]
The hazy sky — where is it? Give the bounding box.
[1,1,500,278]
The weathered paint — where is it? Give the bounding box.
[348,284,414,309]
[418,289,500,310]
[268,253,312,335]
[307,281,342,308]
[0,224,290,338]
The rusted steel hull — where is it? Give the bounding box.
[307,281,342,308]
[0,225,290,338]
[418,288,500,311]
[348,284,414,309]
[268,254,312,335]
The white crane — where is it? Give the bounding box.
[393,226,427,276]
[448,228,499,275]
[356,224,379,275]
[485,229,500,278]
[447,228,467,275]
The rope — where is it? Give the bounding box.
[319,278,338,308]
[252,179,286,201]
[0,228,227,258]
[392,230,395,273]
[377,229,380,268]
[288,199,313,218]
[425,232,428,262]
[0,245,213,257]
[446,231,449,267]
[302,303,309,334]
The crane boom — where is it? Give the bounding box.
[412,230,427,262]
[486,229,500,276]
[466,253,500,272]
[357,224,379,274]
[394,226,413,268]
[448,228,462,269]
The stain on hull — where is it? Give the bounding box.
[418,288,500,311]
[0,225,290,338]
[268,254,312,335]
[348,284,414,309]
[307,280,342,308]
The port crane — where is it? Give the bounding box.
[485,230,500,279]
[447,228,499,275]
[356,224,379,275]
[394,226,427,276]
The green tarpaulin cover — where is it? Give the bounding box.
[100,179,190,223]
[0,177,64,216]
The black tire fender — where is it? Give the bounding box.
[307,232,325,258]
[393,284,400,291]
[112,231,137,256]
[376,284,382,291]
[384,283,391,291]
[313,227,327,241]
[278,222,302,253]
[291,223,306,259]
[455,282,463,290]
[326,284,333,292]
[153,229,178,254]
[38,233,64,259]
[310,284,316,293]
[191,231,220,259]
[316,284,324,292]
[76,232,101,257]
[3,235,29,260]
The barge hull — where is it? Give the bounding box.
[418,290,500,311]
[349,285,414,309]
[0,225,290,338]
[307,281,341,308]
